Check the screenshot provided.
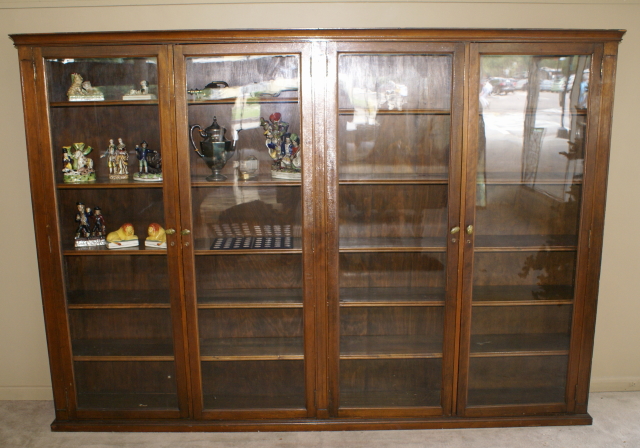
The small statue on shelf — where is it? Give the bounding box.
[91,207,106,238]
[133,140,162,182]
[67,73,104,102]
[145,223,167,249]
[100,139,118,177]
[123,80,157,100]
[109,138,129,179]
[62,143,96,183]
[74,202,107,247]
[106,223,139,249]
[260,112,301,180]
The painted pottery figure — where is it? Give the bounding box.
[110,138,129,179]
[260,112,301,179]
[145,223,167,249]
[63,143,96,183]
[100,139,118,177]
[106,223,139,249]
[133,141,163,182]
[123,79,157,100]
[67,73,104,101]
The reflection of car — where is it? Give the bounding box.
[489,77,515,95]
[514,78,528,90]
[539,79,553,91]
[551,77,567,92]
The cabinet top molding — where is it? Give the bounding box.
[10,28,626,47]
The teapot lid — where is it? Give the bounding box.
[206,116,222,131]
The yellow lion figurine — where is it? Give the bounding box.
[145,223,167,248]
[106,223,138,248]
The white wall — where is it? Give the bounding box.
[0,1,638,400]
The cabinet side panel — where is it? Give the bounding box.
[575,42,620,414]
[17,45,74,421]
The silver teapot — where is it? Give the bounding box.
[190,116,236,181]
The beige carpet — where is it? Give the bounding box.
[1,392,639,447]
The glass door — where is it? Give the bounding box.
[459,43,599,415]
[41,46,187,417]
[174,43,314,418]
[328,42,464,417]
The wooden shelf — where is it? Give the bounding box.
[63,244,167,256]
[339,108,450,115]
[202,394,305,410]
[76,393,179,410]
[50,100,158,107]
[200,337,303,361]
[339,391,441,409]
[57,180,163,189]
[340,287,445,307]
[72,338,174,360]
[467,387,566,407]
[474,234,578,252]
[340,335,443,359]
[193,237,302,254]
[191,175,301,187]
[67,290,171,309]
[188,97,298,106]
[198,288,302,308]
[472,285,574,305]
[339,237,446,252]
[339,173,448,185]
[469,333,570,357]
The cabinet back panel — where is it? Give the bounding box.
[198,308,302,338]
[339,185,447,239]
[473,252,577,286]
[339,253,446,288]
[195,254,302,290]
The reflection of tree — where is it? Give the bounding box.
[518,235,577,300]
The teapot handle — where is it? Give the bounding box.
[189,124,205,158]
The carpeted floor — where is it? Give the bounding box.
[1,391,639,447]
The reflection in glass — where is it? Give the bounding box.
[478,55,590,200]
[469,54,590,407]
[186,55,301,181]
[338,54,452,180]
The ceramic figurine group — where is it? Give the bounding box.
[74,202,106,247]
[260,112,301,179]
[105,223,167,249]
[123,80,157,101]
[66,74,156,102]
[62,138,162,183]
[63,143,96,183]
[73,205,167,250]
[67,73,104,102]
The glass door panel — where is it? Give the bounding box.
[467,53,591,409]
[45,55,180,412]
[335,49,458,413]
[183,50,308,413]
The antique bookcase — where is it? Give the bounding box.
[11,29,624,431]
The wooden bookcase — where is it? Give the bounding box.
[11,29,624,431]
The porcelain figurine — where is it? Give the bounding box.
[74,202,107,247]
[109,138,129,180]
[67,73,104,101]
[106,223,139,249]
[91,207,106,238]
[63,143,96,183]
[100,139,118,177]
[133,140,163,182]
[260,112,301,180]
[123,80,157,100]
[145,223,167,248]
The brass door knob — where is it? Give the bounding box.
[181,229,191,235]
[466,225,474,235]
[450,226,460,234]
[165,229,176,235]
